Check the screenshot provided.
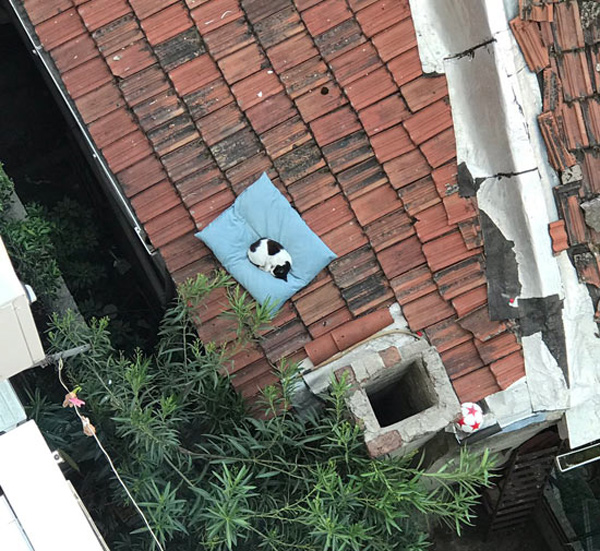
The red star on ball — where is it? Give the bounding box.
[466,405,479,416]
[470,421,481,430]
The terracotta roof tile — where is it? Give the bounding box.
[522,2,554,23]
[556,51,594,101]
[231,70,284,110]
[310,106,362,147]
[425,316,472,353]
[322,220,369,256]
[106,40,156,79]
[542,67,563,112]
[185,78,235,120]
[189,187,235,228]
[176,167,229,206]
[116,154,166,196]
[350,184,403,226]
[398,176,441,215]
[509,17,549,73]
[287,169,339,211]
[245,92,296,135]
[77,0,131,33]
[457,306,507,342]
[144,203,195,248]
[432,162,459,197]
[295,280,347,325]
[401,75,448,113]
[243,0,291,23]
[196,103,246,146]
[322,131,372,173]
[489,351,525,390]
[413,203,453,242]
[303,193,354,235]
[553,1,585,51]
[305,333,338,365]
[118,64,170,106]
[458,218,483,250]
[132,90,185,133]
[102,130,153,173]
[23,0,72,25]
[172,255,217,284]
[293,271,333,300]
[434,255,486,300]
[130,179,182,223]
[254,6,304,49]
[402,290,455,331]
[387,46,423,87]
[344,67,397,111]
[308,306,353,339]
[440,340,484,380]
[347,0,378,9]
[375,136,426,181]
[343,273,394,315]
[159,233,211,273]
[169,54,220,96]
[203,19,253,60]
[283,57,331,100]
[366,208,415,251]
[149,115,198,156]
[330,308,393,350]
[296,80,347,123]
[403,99,453,144]
[378,235,425,279]
[452,367,501,403]
[226,153,274,193]
[195,313,238,347]
[390,263,436,305]
[537,111,577,171]
[235,362,279,398]
[267,33,320,73]
[190,0,243,34]
[210,126,263,170]
[582,150,600,195]
[88,108,138,148]
[155,28,205,71]
[443,193,477,225]
[273,140,326,184]
[420,128,456,169]
[337,157,388,198]
[329,42,381,86]
[74,82,124,124]
[475,331,521,365]
[451,285,488,318]
[574,249,600,287]
[36,9,85,51]
[51,32,98,72]
[580,98,600,145]
[329,245,380,288]
[229,343,265,374]
[314,18,366,61]
[384,149,431,189]
[140,3,193,46]
[261,116,312,159]
[371,17,416,62]
[295,0,325,10]
[302,0,352,36]
[218,43,267,85]
[548,219,569,254]
[423,229,482,272]
[130,0,178,19]
[555,184,587,245]
[161,138,211,181]
[355,0,411,38]
[263,319,311,362]
[587,46,600,93]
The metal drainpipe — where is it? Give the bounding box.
[5,0,156,258]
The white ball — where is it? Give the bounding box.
[456,402,484,434]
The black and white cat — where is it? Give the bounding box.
[247,238,292,281]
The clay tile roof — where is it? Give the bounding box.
[509,17,549,73]
[22,0,525,403]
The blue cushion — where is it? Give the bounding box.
[195,173,337,306]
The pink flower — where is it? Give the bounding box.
[63,391,85,408]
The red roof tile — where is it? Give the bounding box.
[402,290,455,330]
[176,168,229,207]
[287,169,339,211]
[423,229,482,272]
[204,18,253,59]
[88,108,139,148]
[140,3,193,46]
[344,67,397,111]
[144,203,196,248]
[401,75,448,113]
[36,9,85,51]
[452,367,501,403]
[548,220,569,254]
[130,180,182,223]
[244,0,291,22]
[254,6,304,49]
[322,132,372,173]
[329,42,381,86]
[159,233,211,273]
[267,33,320,73]
[130,0,178,19]
[371,17,416,62]
[302,0,353,36]
[359,94,410,135]
[261,116,312,159]
[553,1,585,51]
[78,0,131,32]
[509,17,549,73]
[148,115,195,156]
[384,149,431,189]
[263,319,311,362]
[50,32,98,72]
[303,194,355,235]
[387,46,423,87]
[169,55,220,96]
[296,80,347,123]
[245,93,296,135]
[398,176,441,215]
[538,110,577,170]
[425,316,471,354]
[102,130,154,173]
[457,306,508,342]
[413,203,453,242]
[185,78,235,120]
[310,106,362,147]
[330,308,393,351]
[322,220,369,256]
[420,128,456,169]
[273,140,326,184]
[74,82,124,123]
[475,331,521,365]
[189,0,243,34]
[440,340,484,380]
[231,70,284,110]
[451,285,488,318]
[365,208,415,251]
[23,0,72,25]
[443,192,477,225]
[582,150,600,195]
[489,351,526,390]
[218,43,267,85]
[308,306,354,339]
[119,64,170,106]
[403,99,453,145]
[556,51,594,101]
[378,235,425,279]
[434,256,486,300]
[190,188,235,228]
[106,40,156,79]
[314,19,366,61]
[355,0,411,38]
[368,124,414,164]
[305,333,338,365]
[350,184,403,226]
[295,281,347,326]
[390,264,436,305]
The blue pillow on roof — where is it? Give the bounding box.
[195,173,337,306]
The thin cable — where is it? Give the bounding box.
[57,359,166,551]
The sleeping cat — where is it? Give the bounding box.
[247,238,292,281]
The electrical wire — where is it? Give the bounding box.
[57,359,166,551]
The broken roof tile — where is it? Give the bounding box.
[218,42,268,85]
[287,169,339,212]
[355,0,411,38]
[350,184,403,226]
[365,208,414,251]
[118,64,170,106]
[475,331,521,365]
[489,351,525,390]
[452,367,501,403]
[458,218,483,250]
[140,3,193,46]
[273,140,326,184]
[77,0,131,33]
[401,74,448,113]
[231,70,284,110]
[302,0,352,36]
[451,285,488,318]
[203,18,253,60]
[296,80,347,123]
[344,67,397,111]
[556,50,594,101]
[423,229,482,272]
[329,42,381,86]
[398,176,441,216]
[403,99,453,145]
[169,54,220,96]
[425,316,472,354]
[322,131,372,173]
[261,115,312,159]
[314,18,366,61]
[413,203,453,242]
[322,220,369,256]
[548,219,569,254]
[537,111,577,170]
[310,106,362,147]
[542,67,563,112]
[337,157,388,198]
[384,149,431,189]
[434,255,486,300]
[573,248,600,286]
[330,308,393,351]
[358,93,410,135]
[582,150,600,195]
[246,92,296,135]
[440,340,484,380]
[390,263,436,305]
[36,9,86,51]
[402,290,455,331]
[387,46,423,87]
[189,0,243,34]
[509,17,549,73]
[377,235,425,279]
[371,17,417,62]
[555,183,587,245]
[457,306,507,342]
[254,6,304,49]
[553,1,585,51]
[267,33,320,73]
